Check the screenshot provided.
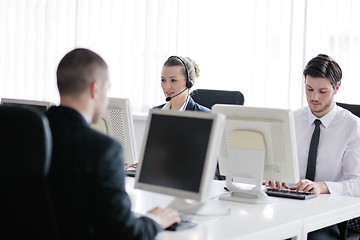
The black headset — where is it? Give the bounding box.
[169,56,194,89]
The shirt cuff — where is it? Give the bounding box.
[325,181,343,195]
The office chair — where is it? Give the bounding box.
[191,89,245,109]
[0,105,59,239]
[337,102,360,118]
[191,89,245,181]
[336,102,360,239]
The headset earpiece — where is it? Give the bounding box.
[169,56,193,89]
[186,79,194,88]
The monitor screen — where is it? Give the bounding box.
[92,98,138,165]
[1,98,53,113]
[212,104,300,204]
[134,109,225,212]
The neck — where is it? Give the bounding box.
[60,95,94,121]
[170,90,188,110]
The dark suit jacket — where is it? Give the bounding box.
[46,106,161,240]
[153,96,211,112]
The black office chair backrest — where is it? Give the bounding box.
[337,102,360,118]
[191,89,244,181]
[191,89,245,109]
[336,102,360,237]
[0,105,59,239]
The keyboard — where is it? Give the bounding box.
[265,188,318,200]
[165,215,197,231]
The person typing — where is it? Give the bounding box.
[266,54,360,240]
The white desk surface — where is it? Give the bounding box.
[126,177,360,240]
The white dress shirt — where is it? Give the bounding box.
[294,105,360,197]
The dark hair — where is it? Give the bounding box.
[56,48,108,96]
[163,56,200,83]
[303,53,342,88]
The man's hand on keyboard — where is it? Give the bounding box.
[293,179,329,194]
[263,180,290,190]
[263,179,328,195]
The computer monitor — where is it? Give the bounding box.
[92,97,138,165]
[134,109,225,213]
[1,98,53,113]
[212,104,300,204]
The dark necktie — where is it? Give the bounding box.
[305,119,321,181]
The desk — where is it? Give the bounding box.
[126,177,360,240]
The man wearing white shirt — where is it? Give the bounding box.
[295,103,360,196]
[294,54,360,196]
[294,53,360,239]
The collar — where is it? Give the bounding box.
[79,110,92,124]
[59,104,92,124]
[161,101,171,110]
[307,103,338,129]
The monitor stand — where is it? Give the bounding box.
[167,198,205,215]
[167,197,229,217]
[219,130,272,204]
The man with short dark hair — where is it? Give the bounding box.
[295,53,360,196]
[46,48,180,240]
[294,53,360,239]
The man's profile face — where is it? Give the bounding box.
[305,75,340,118]
[92,68,110,123]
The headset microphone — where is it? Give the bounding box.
[165,88,187,102]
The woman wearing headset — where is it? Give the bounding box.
[126,56,224,180]
[153,56,210,112]
[154,56,224,180]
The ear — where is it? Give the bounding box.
[334,82,341,94]
[89,80,98,99]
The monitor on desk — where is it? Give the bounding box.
[1,98,53,113]
[92,97,138,165]
[212,104,300,204]
[134,109,225,213]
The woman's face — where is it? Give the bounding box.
[161,66,187,100]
